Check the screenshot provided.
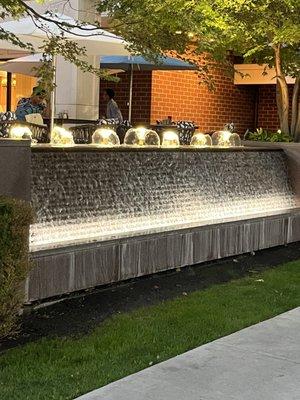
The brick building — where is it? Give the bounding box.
[257,85,294,132]
[100,67,293,134]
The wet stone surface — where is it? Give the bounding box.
[30,150,296,250]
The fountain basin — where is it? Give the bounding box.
[27,209,300,302]
[1,140,299,302]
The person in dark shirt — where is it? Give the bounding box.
[16,86,47,121]
[103,88,123,123]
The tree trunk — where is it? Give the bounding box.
[274,45,290,135]
[294,101,300,142]
[291,76,300,142]
[276,81,283,127]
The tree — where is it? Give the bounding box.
[98,0,300,140]
[0,0,117,89]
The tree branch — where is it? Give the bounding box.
[17,0,116,37]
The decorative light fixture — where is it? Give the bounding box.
[161,130,180,147]
[92,128,120,147]
[211,130,242,147]
[9,125,32,140]
[50,126,74,146]
[124,127,160,147]
[190,132,212,147]
[1,76,17,87]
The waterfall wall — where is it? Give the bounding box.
[1,143,296,303]
[30,147,296,252]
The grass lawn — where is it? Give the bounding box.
[0,260,300,400]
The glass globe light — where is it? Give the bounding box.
[124,127,148,146]
[230,132,242,147]
[161,130,180,147]
[190,132,212,147]
[92,128,120,147]
[212,130,241,147]
[9,125,32,140]
[144,129,160,146]
[50,126,74,146]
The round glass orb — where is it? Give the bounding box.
[161,130,180,147]
[190,132,212,147]
[92,128,120,147]
[9,125,32,140]
[123,127,160,146]
[50,126,74,146]
[230,132,242,147]
[124,127,146,146]
[144,129,160,146]
[211,130,241,147]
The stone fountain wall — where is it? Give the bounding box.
[30,148,296,251]
[0,139,31,201]
[24,146,300,303]
[1,140,299,303]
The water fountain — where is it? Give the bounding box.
[124,127,160,146]
[212,130,242,147]
[92,127,120,147]
[190,132,212,147]
[9,125,33,140]
[161,130,180,147]
[1,134,299,303]
[29,149,296,251]
[50,126,74,146]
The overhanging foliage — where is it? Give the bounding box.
[99,0,300,139]
[0,0,119,90]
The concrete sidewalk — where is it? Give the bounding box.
[76,308,300,400]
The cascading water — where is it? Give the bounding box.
[30,149,296,251]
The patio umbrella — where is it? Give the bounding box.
[0,14,129,130]
[100,55,197,121]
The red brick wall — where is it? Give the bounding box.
[257,85,294,132]
[99,71,152,124]
[151,69,257,133]
[100,69,293,135]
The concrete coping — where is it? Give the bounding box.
[30,144,283,153]
[243,140,300,150]
[0,138,31,147]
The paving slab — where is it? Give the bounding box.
[76,308,300,400]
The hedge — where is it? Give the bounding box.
[0,197,33,339]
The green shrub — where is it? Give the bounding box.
[245,128,292,142]
[0,197,33,339]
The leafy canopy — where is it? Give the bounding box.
[0,0,118,89]
[99,0,300,76]
[1,0,299,95]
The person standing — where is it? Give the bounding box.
[103,88,123,123]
